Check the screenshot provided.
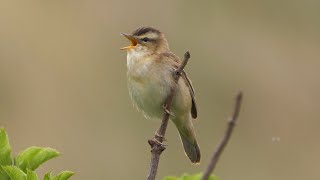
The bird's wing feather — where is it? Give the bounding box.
[161,52,198,119]
[181,70,197,119]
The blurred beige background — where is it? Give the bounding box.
[1,0,320,180]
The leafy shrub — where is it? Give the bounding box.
[0,128,74,180]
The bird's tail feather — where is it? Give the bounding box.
[179,132,201,163]
[174,118,201,163]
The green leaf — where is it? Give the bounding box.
[15,147,60,172]
[2,165,27,180]
[181,173,193,180]
[26,169,38,180]
[54,171,74,180]
[43,172,53,180]
[0,128,13,180]
[0,128,13,165]
[0,170,10,180]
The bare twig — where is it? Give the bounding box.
[202,91,243,180]
[147,51,191,180]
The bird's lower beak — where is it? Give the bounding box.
[120,33,138,50]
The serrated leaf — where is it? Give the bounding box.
[43,172,53,180]
[53,171,74,180]
[2,165,27,180]
[15,147,60,172]
[0,128,13,180]
[26,169,38,180]
[0,128,13,165]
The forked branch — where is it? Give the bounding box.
[146,51,243,180]
[147,51,191,180]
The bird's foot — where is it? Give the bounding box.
[162,104,174,117]
[155,133,166,142]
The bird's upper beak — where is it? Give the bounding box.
[120,33,138,50]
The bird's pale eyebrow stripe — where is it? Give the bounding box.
[140,33,159,40]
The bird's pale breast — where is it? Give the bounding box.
[126,51,172,119]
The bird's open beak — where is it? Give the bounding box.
[120,33,138,50]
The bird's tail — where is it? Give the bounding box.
[173,116,201,164]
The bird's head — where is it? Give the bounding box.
[120,27,169,55]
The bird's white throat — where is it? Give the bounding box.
[126,48,153,77]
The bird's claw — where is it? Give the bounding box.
[155,133,166,142]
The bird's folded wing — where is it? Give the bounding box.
[181,70,197,119]
[160,52,198,119]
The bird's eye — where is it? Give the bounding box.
[141,37,149,42]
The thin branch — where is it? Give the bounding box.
[147,51,191,180]
[202,91,243,180]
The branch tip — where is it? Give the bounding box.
[184,51,190,59]
[202,91,243,180]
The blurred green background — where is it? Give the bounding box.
[1,0,319,180]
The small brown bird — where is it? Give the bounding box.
[120,27,200,163]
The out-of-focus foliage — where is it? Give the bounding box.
[0,128,74,180]
[43,171,75,180]
[15,147,60,172]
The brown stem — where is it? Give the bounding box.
[147,51,191,180]
[202,92,243,180]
